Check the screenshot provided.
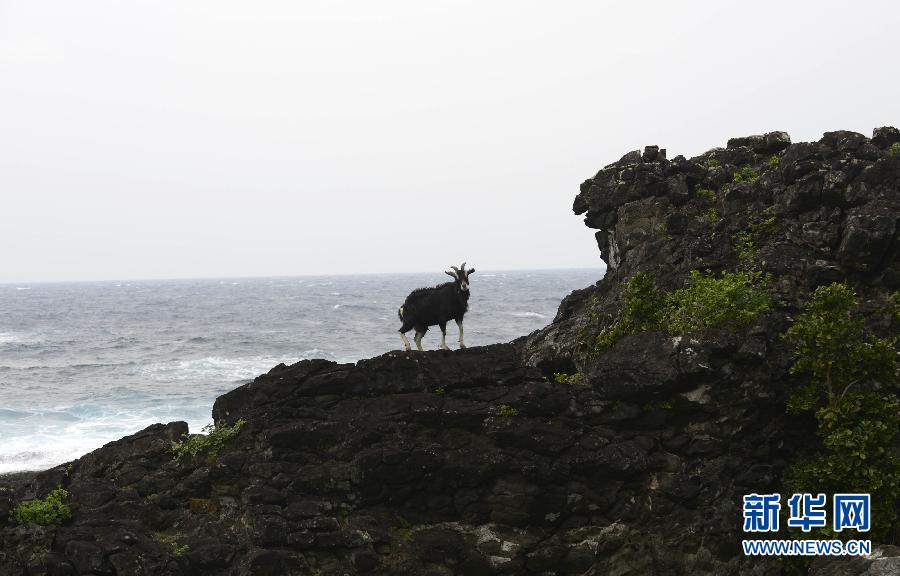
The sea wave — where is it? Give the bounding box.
[139,355,285,383]
[0,331,44,346]
[511,311,547,319]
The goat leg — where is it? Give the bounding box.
[399,332,411,351]
[456,319,466,349]
[439,323,449,350]
[414,330,424,351]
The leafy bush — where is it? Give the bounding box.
[655,222,672,240]
[594,272,666,352]
[785,393,900,539]
[784,283,899,540]
[665,269,770,334]
[171,418,246,462]
[153,532,190,557]
[732,166,759,183]
[553,372,582,385]
[733,231,756,265]
[706,159,720,167]
[767,154,780,168]
[591,270,770,353]
[733,212,777,267]
[12,486,72,526]
[704,208,720,225]
[498,404,519,418]
[784,283,895,408]
[389,515,414,540]
[695,186,717,200]
[890,142,900,156]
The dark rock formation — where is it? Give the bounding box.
[1,128,897,575]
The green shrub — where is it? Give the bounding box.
[785,283,895,408]
[767,154,780,168]
[153,532,190,557]
[890,142,900,156]
[655,222,672,240]
[594,272,666,352]
[12,486,72,526]
[644,400,673,410]
[695,187,717,200]
[591,270,770,353]
[784,283,899,539]
[389,515,414,540]
[732,212,777,267]
[665,269,770,334]
[171,418,246,462]
[498,404,519,418]
[785,392,900,539]
[553,372,582,385]
[755,214,776,234]
[704,208,720,225]
[706,159,720,167]
[733,230,756,266]
[732,166,759,183]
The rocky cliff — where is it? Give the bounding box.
[1,128,898,576]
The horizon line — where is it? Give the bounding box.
[0,264,608,287]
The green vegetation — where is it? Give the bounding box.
[890,142,900,156]
[785,283,895,409]
[655,222,672,241]
[11,486,72,526]
[767,154,780,168]
[704,207,720,225]
[733,212,777,267]
[591,270,770,353]
[733,230,756,265]
[389,515,414,541]
[644,400,673,410]
[153,532,190,557]
[706,158,720,167]
[666,269,770,334]
[171,418,246,462]
[435,387,446,396]
[553,372,582,385]
[594,272,666,352]
[695,186,717,200]
[732,166,759,183]
[498,404,519,418]
[784,283,899,540]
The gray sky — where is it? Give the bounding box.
[1,1,897,283]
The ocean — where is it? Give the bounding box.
[0,268,603,473]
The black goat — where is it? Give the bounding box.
[398,263,475,351]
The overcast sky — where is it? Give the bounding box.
[1,1,898,283]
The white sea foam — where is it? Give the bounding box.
[139,356,285,383]
[511,311,547,319]
[0,332,45,346]
[300,348,334,359]
[0,406,213,474]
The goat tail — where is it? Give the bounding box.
[398,305,404,322]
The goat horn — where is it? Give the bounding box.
[450,265,460,273]
[460,262,466,270]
